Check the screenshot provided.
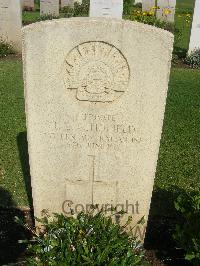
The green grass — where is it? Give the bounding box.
[0,59,28,206]
[155,68,200,189]
[176,0,195,14]
[151,68,200,218]
[174,0,195,56]
[22,10,40,24]
[22,11,67,25]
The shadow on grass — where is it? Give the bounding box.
[144,187,191,266]
[0,188,31,265]
[0,132,35,264]
[17,131,33,210]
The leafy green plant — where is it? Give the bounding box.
[0,39,15,58]
[185,49,200,69]
[62,1,89,18]
[21,209,149,265]
[123,0,134,15]
[73,1,89,17]
[174,189,200,266]
[127,10,176,34]
[172,53,180,66]
[62,6,75,18]
[134,3,142,9]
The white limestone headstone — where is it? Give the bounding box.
[189,0,200,53]
[142,0,155,12]
[0,0,22,52]
[156,0,176,22]
[23,0,34,10]
[40,0,59,16]
[22,18,173,240]
[90,0,123,19]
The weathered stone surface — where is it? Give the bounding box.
[22,18,173,240]
[0,0,22,52]
[90,0,123,19]
[22,0,34,10]
[156,0,176,22]
[142,0,155,11]
[189,0,200,53]
[40,0,59,16]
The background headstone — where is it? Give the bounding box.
[22,0,34,11]
[142,0,155,12]
[0,0,22,52]
[40,0,59,16]
[156,0,176,22]
[22,18,173,240]
[188,0,200,53]
[90,0,123,19]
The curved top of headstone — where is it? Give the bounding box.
[22,17,173,40]
[22,17,173,105]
